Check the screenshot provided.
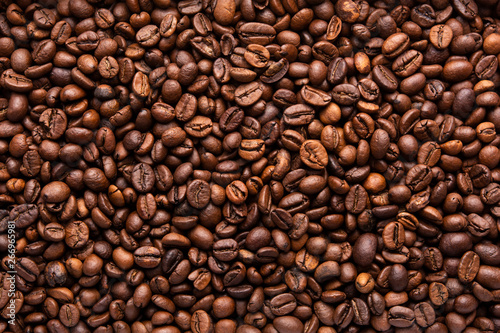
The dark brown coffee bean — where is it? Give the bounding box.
[270,293,297,315]
[406,164,432,192]
[382,33,410,59]
[451,0,478,19]
[353,233,377,266]
[332,84,360,105]
[475,55,498,80]
[65,220,89,249]
[351,298,370,325]
[2,69,33,93]
[370,129,390,159]
[131,163,155,193]
[300,85,332,106]
[372,65,398,91]
[467,213,490,237]
[187,179,211,209]
[392,50,423,77]
[238,139,265,161]
[213,239,238,261]
[429,24,453,50]
[388,306,415,328]
[333,301,354,328]
[191,310,213,333]
[273,316,303,333]
[443,60,473,83]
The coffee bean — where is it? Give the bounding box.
[300,85,332,106]
[300,140,328,170]
[270,293,297,315]
[131,163,155,193]
[429,282,449,306]
[234,81,263,107]
[382,222,405,250]
[187,179,211,209]
[451,0,478,19]
[2,1,499,331]
[353,233,377,266]
[333,301,354,327]
[59,303,80,327]
[332,84,360,105]
[345,184,368,214]
[65,220,89,249]
[388,306,415,328]
[238,139,265,161]
[238,23,276,45]
[261,58,289,83]
[134,246,161,269]
[191,310,213,333]
[372,65,398,91]
[283,104,315,126]
[326,16,342,41]
[273,316,303,333]
[382,33,410,59]
[244,44,270,68]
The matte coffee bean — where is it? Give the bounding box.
[353,233,377,266]
[345,185,368,214]
[388,306,415,327]
[283,104,315,126]
[429,282,449,306]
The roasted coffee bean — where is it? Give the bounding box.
[283,104,315,126]
[345,185,368,214]
[234,81,263,107]
[451,0,478,19]
[457,251,480,284]
[2,1,500,331]
[191,310,213,333]
[328,57,348,85]
[353,233,377,266]
[59,303,80,327]
[261,58,289,84]
[332,84,360,105]
[244,44,270,68]
[429,282,448,306]
[372,65,398,91]
[388,306,415,328]
[187,179,211,209]
[300,140,328,170]
[134,246,161,269]
[382,222,405,250]
[406,164,432,192]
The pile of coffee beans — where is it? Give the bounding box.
[1,0,500,331]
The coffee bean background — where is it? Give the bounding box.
[0,0,500,332]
